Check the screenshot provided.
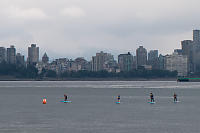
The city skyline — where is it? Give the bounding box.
[0,30,195,61]
[1,29,200,77]
[0,42,178,62]
[0,0,199,59]
[0,28,195,61]
[0,28,196,62]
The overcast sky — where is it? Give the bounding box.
[0,0,199,60]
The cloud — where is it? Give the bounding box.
[7,6,47,20]
[61,7,85,18]
[0,0,199,60]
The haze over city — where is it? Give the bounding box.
[0,0,199,59]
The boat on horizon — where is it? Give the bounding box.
[177,77,200,82]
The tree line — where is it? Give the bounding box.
[0,62,177,79]
[60,69,177,78]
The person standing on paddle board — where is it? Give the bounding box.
[117,95,120,101]
[173,93,177,102]
[150,93,154,102]
[64,94,68,101]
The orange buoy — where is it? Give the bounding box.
[43,98,47,104]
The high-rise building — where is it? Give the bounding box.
[179,30,200,73]
[0,47,6,63]
[42,53,49,64]
[118,52,134,71]
[133,56,137,69]
[16,53,25,66]
[192,30,200,73]
[136,46,147,68]
[165,52,188,76]
[193,30,200,43]
[181,40,193,56]
[7,45,16,64]
[192,44,200,72]
[92,51,114,71]
[158,54,165,70]
[181,40,193,73]
[148,50,158,61]
[27,44,39,65]
[148,50,159,69]
[180,31,200,73]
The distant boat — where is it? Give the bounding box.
[177,77,200,82]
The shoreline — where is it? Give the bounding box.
[0,76,177,81]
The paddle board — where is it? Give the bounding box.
[60,100,72,103]
[174,101,180,103]
[148,101,155,104]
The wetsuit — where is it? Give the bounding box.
[174,94,177,102]
[150,93,154,102]
[117,95,120,101]
[64,95,68,101]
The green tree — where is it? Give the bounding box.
[46,70,57,78]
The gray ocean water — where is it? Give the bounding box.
[0,81,200,133]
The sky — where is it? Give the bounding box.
[0,0,199,60]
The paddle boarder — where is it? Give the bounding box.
[150,92,154,102]
[173,93,177,102]
[64,94,68,101]
[117,95,120,101]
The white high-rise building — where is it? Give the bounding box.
[92,51,115,72]
[27,44,39,65]
[165,52,188,76]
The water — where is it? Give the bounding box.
[0,81,200,133]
